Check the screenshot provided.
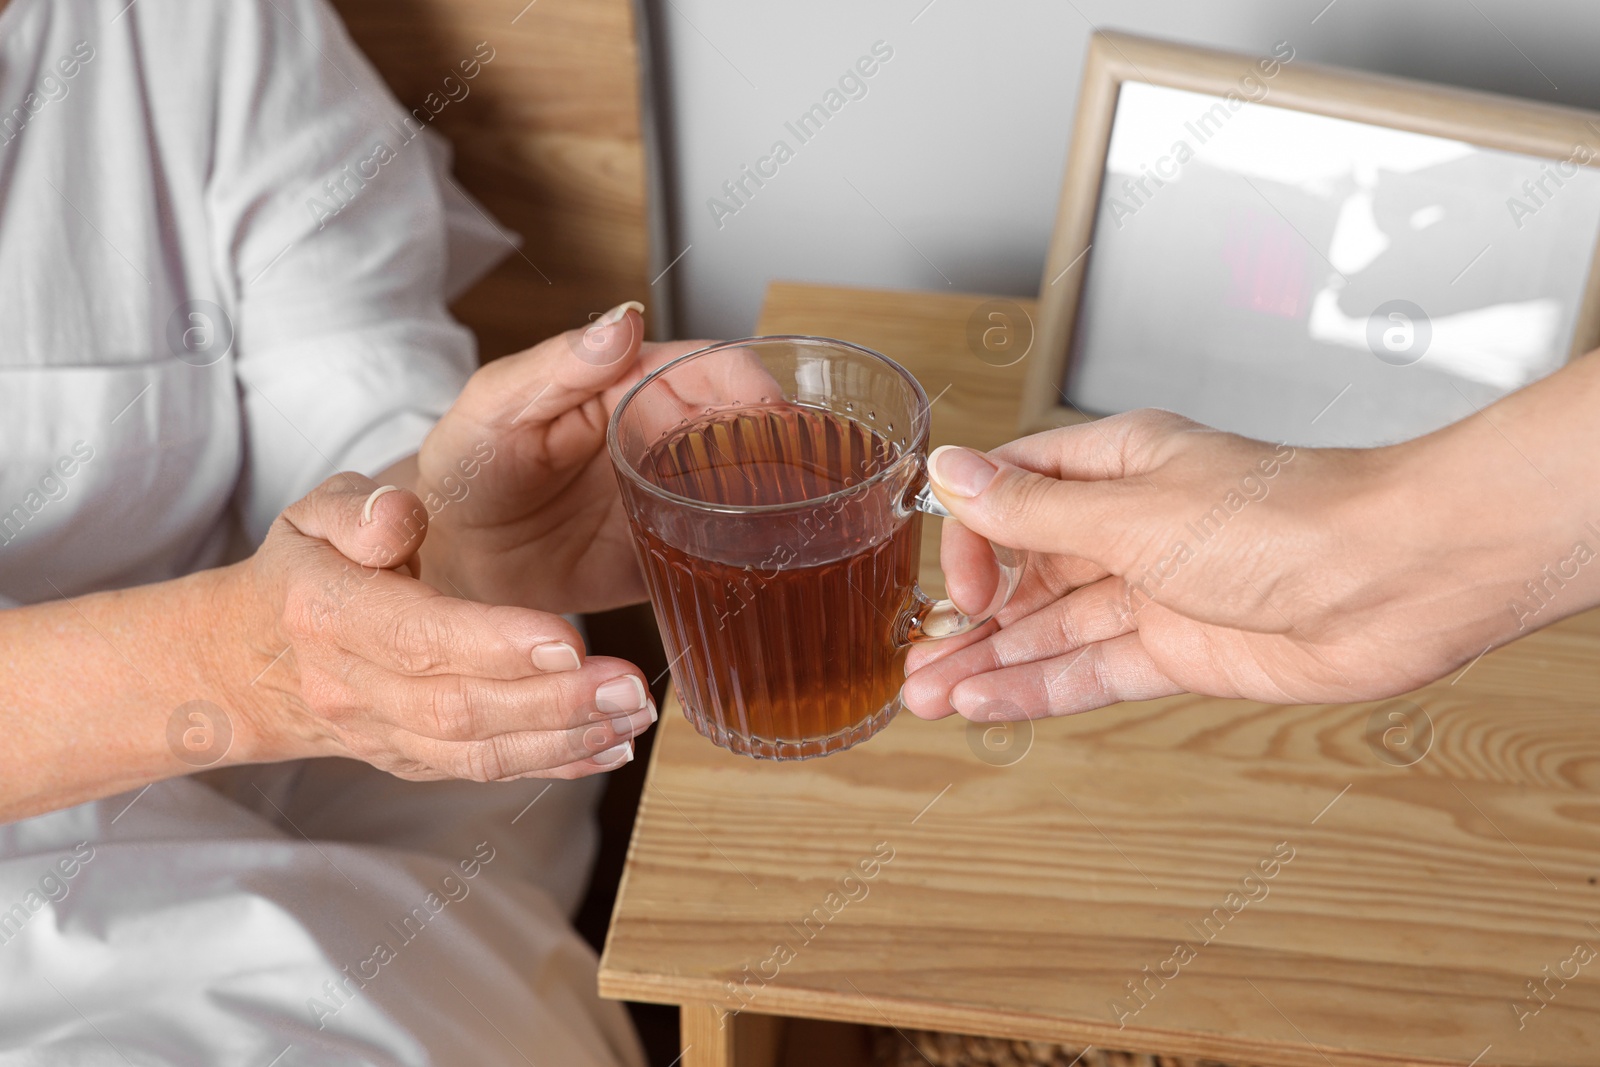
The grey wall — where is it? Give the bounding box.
[643,0,1600,340]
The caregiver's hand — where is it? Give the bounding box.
[227,473,655,782]
[394,303,709,614]
[903,358,1600,719]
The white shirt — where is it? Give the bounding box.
[0,0,487,606]
[0,2,641,1063]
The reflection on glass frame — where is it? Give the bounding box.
[1024,31,1600,446]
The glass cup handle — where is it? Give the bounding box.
[900,484,1027,643]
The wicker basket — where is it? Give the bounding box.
[869,1028,1252,1067]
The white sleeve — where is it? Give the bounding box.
[207,0,480,544]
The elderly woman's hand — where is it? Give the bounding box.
[401,304,711,614]
[227,473,655,780]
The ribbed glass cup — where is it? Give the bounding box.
[608,336,1023,760]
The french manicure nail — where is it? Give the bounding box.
[617,702,657,736]
[586,300,644,335]
[531,642,582,673]
[593,741,634,766]
[595,675,648,714]
[929,445,998,499]
[361,485,401,525]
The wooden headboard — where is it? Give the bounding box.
[331,0,657,360]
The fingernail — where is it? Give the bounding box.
[361,485,401,525]
[949,685,987,716]
[586,300,644,336]
[593,741,634,766]
[595,675,648,714]
[929,446,998,498]
[531,642,582,673]
[618,702,657,736]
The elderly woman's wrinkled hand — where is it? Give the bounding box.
[410,304,712,614]
[222,474,656,780]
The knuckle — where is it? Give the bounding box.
[1123,408,1193,436]
[1045,648,1089,708]
[455,736,509,783]
[576,721,618,759]
[426,675,479,741]
[1112,409,1195,471]
[317,472,361,495]
[994,471,1057,529]
[1142,408,1191,428]
[283,568,363,639]
[1113,582,1141,628]
[1051,600,1084,652]
[295,474,365,523]
[528,674,591,730]
[389,607,450,674]
[1088,648,1115,704]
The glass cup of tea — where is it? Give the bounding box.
[607,336,1024,760]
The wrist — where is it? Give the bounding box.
[191,561,308,766]
[1368,419,1573,650]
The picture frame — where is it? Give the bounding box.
[1023,30,1600,444]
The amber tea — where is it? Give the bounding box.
[631,404,921,758]
[608,336,1022,760]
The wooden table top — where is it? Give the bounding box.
[598,281,1600,1067]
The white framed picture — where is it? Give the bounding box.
[1025,31,1600,446]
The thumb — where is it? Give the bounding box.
[562,300,646,375]
[466,302,647,429]
[927,445,1109,559]
[277,474,428,576]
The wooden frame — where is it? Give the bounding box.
[1023,29,1600,435]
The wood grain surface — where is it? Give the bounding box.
[599,283,1600,1066]
[331,0,654,359]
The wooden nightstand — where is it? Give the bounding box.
[599,282,1600,1067]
